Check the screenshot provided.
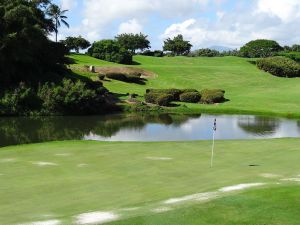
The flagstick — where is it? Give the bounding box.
[210,129,215,168]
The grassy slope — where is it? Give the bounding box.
[1,139,300,224]
[70,54,300,117]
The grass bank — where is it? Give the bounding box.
[70,54,300,118]
[1,139,300,224]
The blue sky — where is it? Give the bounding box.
[52,0,300,50]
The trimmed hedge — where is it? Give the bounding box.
[146,89,195,101]
[200,89,225,104]
[179,92,201,103]
[106,73,146,84]
[257,56,300,78]
[144,92,173,106]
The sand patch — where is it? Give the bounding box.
[32,162,58,167]
[281,178,300,182]
[75,212,119,225]
[19,219,61,225]
[55,153,71,157]
[260,173,281,178]
[151,207,172,213]
[0,158,17,163]
[219,183,265,192]
[146,157,173,161]
[77,163,88,168]
[164,192,218,205]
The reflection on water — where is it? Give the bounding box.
[0,114,300,147]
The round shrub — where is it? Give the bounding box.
[200,89,225,104]
[180,92,201,103]
[146,89,182,101]
[257,56,300,78]
[156,94,173,106]
[144,92,160,104]
[240,39,283,58]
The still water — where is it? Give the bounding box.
[0,113,300,147]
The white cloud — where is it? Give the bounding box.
[118,19,143,34]
[256,0,300,23]
[61,0,77,10]
[161,0,300,49]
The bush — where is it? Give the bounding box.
[141,50,164,57]
[106,73,145,84]
[257,56,300,78]
[144,92,160,104]
[87,40,132,64]
[146,89,183,101]
[189,48,221,57]
[240,39,283,58]
[276,52,300,62]
[157,94,173,106]
[0,83,41,115]
[200,89,225,104]
[180,92,201,103]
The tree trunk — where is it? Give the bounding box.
[55,19,58,42]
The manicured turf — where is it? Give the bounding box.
[1,139,300,224]
[70,54,300,117]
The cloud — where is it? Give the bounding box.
[60,0,77,10]
[118,19,143,34]
[161,0,300,49]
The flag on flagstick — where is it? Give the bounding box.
[211,119,217,168]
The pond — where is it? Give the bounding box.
[0,113,300,147]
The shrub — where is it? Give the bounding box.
[106,73,145,84]
[141,50,164,57]
[180,92,201,103]
[0,83,41,115]
[276,52,300,62]
[189,48,221,57]
[98,74,105,80]
[144,92,160,104]
[146,89,182,101]
[200,89,225,104]
[156,94,173,106]
[181,89,199,93]
[257,56,300,78]
[240,39,283,58]
[87,40,132,64]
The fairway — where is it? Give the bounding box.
[1,139,300,224]
[71,54,300,117]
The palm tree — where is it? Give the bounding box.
[47,4,69,42]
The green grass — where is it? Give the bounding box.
[69,54,300,117]
[1,139,300,224]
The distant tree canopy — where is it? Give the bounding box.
[163,35,192,56]
[88,40,132,64]
[240,39,283,58]
[0,0,68,86]
[115,33,151,54]
[61,36,91,53]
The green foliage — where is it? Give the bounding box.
[61,36,91,53]
[146,89,183,101]
[140,50,164,57]
[163,34,192,56]
[106,73,146,84]
[0,0,68,86]
[200,89,225,104]
[179,92,201,103]
[257,56,300,78]
[277,52,300,62]
[0,83,41,115]
[240,39,283,58]
[189,48,221,57]
[116,33,151,54]
[156,94,173,106]
[88,39,132,64]
[144,92,173,106]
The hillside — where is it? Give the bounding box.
[70,54,300,117]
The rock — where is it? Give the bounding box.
[89,65,95,73]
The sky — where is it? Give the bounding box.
[52,0,300,50]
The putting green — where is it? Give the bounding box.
[0,139,300,224]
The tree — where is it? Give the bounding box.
[0,0,68,86]
[88,40,132,64]
[46,4,69,42]
[163,35,192,56]
[240,39,283,58]
[116,33,150,54]
[61,36,91,53]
